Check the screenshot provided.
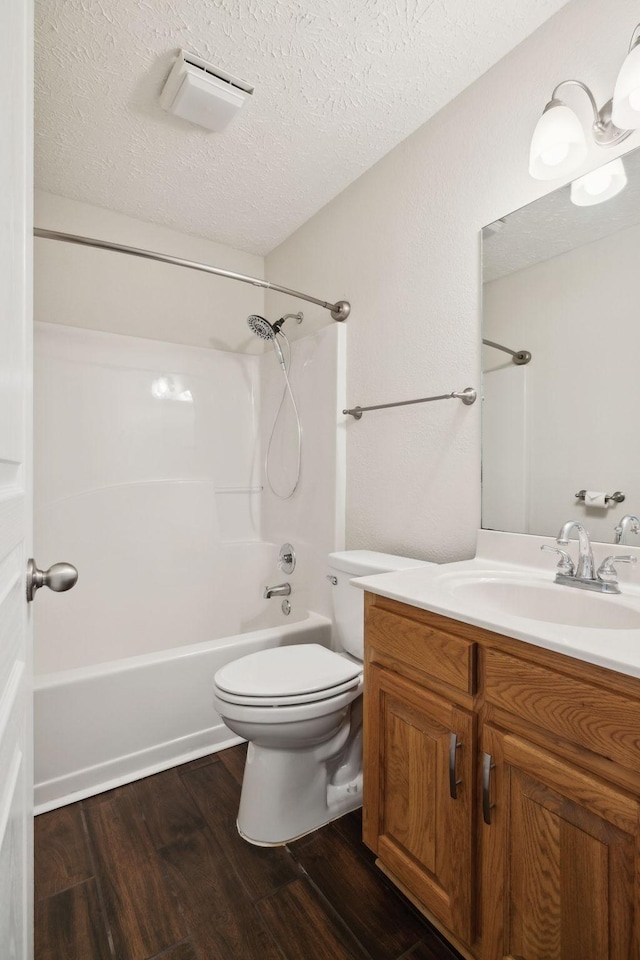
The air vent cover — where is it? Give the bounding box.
[160,50,254,132]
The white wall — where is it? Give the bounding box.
[35,191,265,352]
[265,0,640,563]
[483,221,640,543]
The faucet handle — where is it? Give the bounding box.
[614,515,640,544]
[541,544,575,576]
[597,555,637,583]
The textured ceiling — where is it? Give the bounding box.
[35,0,570,256]
[483,144,640,282]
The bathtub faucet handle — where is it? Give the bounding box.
[278,543,296,574]
[26,558,78,603]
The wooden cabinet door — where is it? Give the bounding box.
[364,664,476,944]
[481,725,640,960]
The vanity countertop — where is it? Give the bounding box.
[354,529,640,680]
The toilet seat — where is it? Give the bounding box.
[214,674,361,707]
[214,675,363,726]
[214,643,362,708]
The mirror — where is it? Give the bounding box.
[481,144,640,546]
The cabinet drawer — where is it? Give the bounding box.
[484,647,640,772]
[366,603,476,694]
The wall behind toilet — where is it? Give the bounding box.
[265,0,640,563]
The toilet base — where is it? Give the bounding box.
[235,718,363,846]
[237,781,362,847]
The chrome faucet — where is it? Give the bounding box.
[542,519,636,594]
[263,582,291,599]
[614,514,640,545]
[556,520,595,580]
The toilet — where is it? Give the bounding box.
[213,549,431,845]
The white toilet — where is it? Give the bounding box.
[213,549,430,845]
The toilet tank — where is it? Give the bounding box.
[328,550,432,660]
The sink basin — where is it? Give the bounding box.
[450,578,640,630]
[353,531,640,677]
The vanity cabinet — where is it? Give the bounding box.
[362,591,640,960]
[366,664,475,943]
[481,725,639,960]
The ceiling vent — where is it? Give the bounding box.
[160,50,254,132]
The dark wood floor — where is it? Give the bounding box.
[34,743,462,960]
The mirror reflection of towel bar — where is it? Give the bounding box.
[483,339,532,365]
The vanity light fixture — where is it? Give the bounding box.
[612,25,640,128]
[570,157,627,206]
[529,22,640,181]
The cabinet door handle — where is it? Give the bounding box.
[449,732,463,799]
[482,752,496,825]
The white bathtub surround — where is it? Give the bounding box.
[34,323,268,674]
[34,613,331,813]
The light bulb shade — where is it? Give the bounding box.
[570,157,627,206]
[612,40,640,130]
[529,100,588,180]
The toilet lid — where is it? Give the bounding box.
[214,644,362,703]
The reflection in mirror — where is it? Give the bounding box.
[481,144,640,546]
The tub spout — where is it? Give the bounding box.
[263,582,291,599]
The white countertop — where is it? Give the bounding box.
[354,529,640,680]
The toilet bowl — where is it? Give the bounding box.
[213,550,431,845]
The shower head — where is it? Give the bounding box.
[247,314,285,368]
[247,314,276,341]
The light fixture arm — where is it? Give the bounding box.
[529,20,640,182]
[551,80,601,128]
[547,78,632,147]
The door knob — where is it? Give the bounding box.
[26,558,78,603]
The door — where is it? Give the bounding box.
[364,664,476,944]
[0,0,34,957]
[481,726,640,960]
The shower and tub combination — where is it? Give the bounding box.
[33,229,350,814]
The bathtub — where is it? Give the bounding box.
[34,610,332,813]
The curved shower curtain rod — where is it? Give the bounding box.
[482,338,531,365]
[33,228,351,322]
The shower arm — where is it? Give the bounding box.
[33,228,351,322]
